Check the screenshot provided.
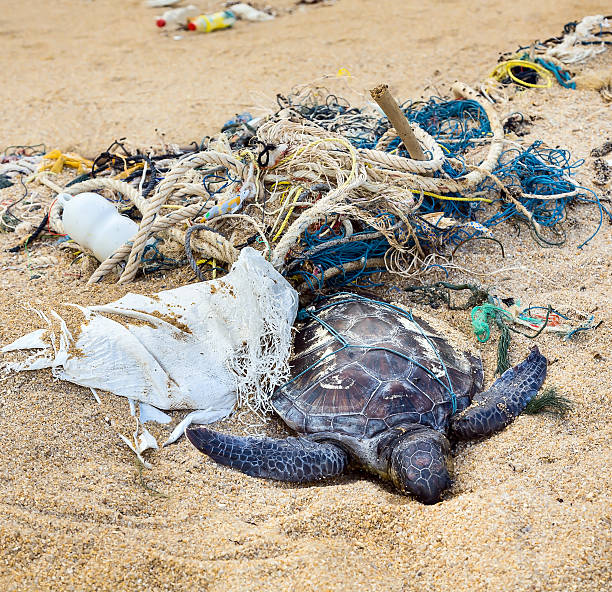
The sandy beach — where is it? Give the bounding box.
[0,1,610,591]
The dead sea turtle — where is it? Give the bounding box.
[187,294,547,503]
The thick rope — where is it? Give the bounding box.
[360,125,445,173]
[56,152,247,284]
[87,202,214,284]
[118,151,244,283]
[64,178,146,211]
[183,224,239,280]
[262,83,502,270]
[271,165,369,267]
[47,82,506,285]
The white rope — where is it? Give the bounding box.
[42,81,508,285]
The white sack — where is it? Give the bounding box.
[3,248,298,431]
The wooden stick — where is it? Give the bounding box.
[370,84,426,160]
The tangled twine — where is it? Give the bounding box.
[49,151,244,283]
[43,82,507,285]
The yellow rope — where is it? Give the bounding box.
[272,187,303,242]
[113,163,144,180]
[490,60,553,89]
[410,189,493,203]
[269,186,293,237]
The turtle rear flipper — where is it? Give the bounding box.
[186,427,348,482]
[450,346,547,440]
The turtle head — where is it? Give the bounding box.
[388,427,452,504]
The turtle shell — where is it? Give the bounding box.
[272,295,483,439]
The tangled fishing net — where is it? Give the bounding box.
[3,14,611,293]
[5,75,606,295]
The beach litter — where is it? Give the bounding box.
[9,76,603,291]
[146,0,182,7]
[153,3,274,31]
[483,15,612,101]
[187,10,236,32]
[229,3,275,22]
[2,248,298,460]
[155,4,200,28]
[470,296,601,374]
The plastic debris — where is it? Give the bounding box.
[146,0,181,7]
[139,402,172,424]
[2,248,299,450]
[188,10,236,32]
[546,15,610,63]
[1,329,48,352]
[471,299,600,343]
[155,4,199,29]
[57,192,142,262]
[0,155,42,179]
[230,3,274,22]
[39,149,93,174]
[118,417,159,468]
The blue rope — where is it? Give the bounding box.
[573,187,612,249]
[290,222,391,289]
[534,58,576,89]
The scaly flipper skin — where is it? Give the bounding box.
[186,427,348,482]
[450,346,547,440]
[389,427,452,504]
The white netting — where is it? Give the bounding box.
[2,248,298,442]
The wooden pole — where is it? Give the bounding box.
[370,84,427,160]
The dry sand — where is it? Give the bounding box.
[0,1,611,591]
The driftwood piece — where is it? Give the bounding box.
[370,84,426,160]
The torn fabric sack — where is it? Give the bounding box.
[2,248,298,445]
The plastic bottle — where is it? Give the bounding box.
[230,3,274,22]
[156,5,200,28]
[187,10,236,33]
[57,192,140,262]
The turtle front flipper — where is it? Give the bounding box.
[450,346,547,440]
[186,427,348,483]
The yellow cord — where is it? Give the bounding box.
[193,258,219,280]
[113,163,144,180]
[490,60,553,89]
[39,150,93,174]
[410,189,493,203]
[272,187,303,242]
